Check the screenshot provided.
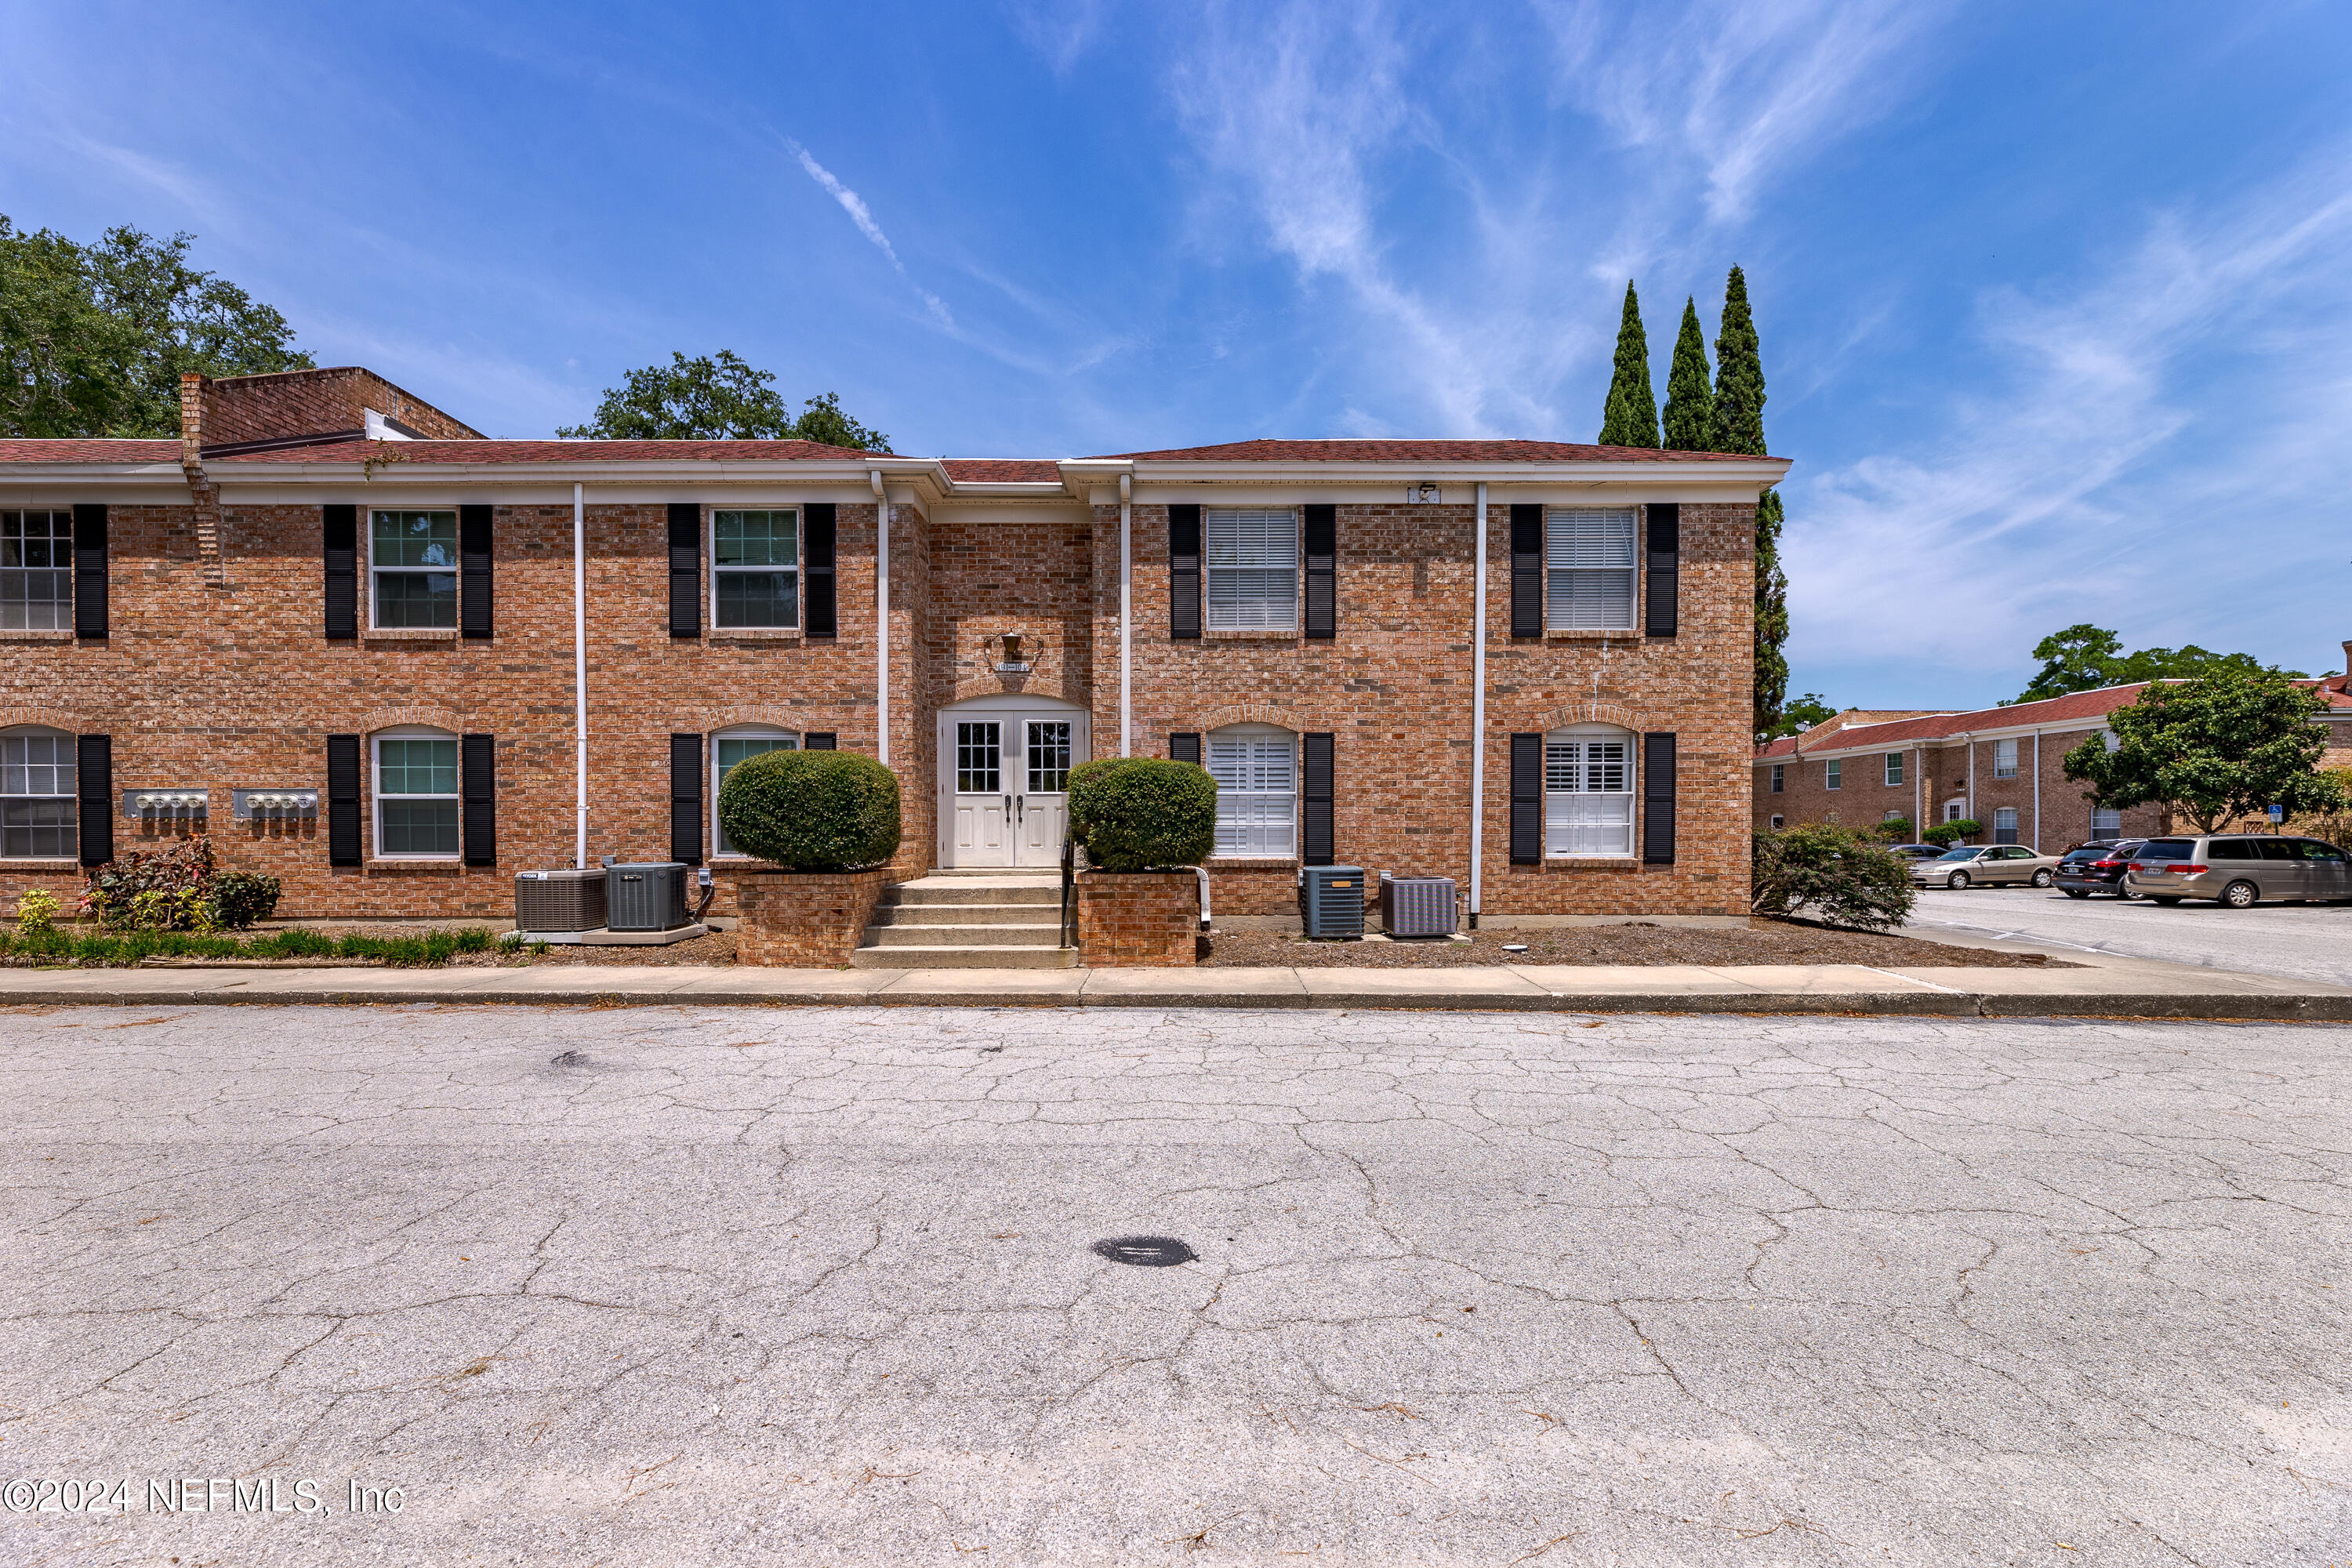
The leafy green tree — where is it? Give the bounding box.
[1922,818,1981,848]
[2010,623,2305,704]
[1597,281,1659,448]
[1759,691,1838,741]
[1712,264,1788,734]
[1,216,311,437]
[557,350,892,449]
[1660,296,1716,451]
[2062,670,2344,834]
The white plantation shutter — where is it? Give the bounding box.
[1207,729,1296,855]
[1543,731,1635,855]
[1544,508,1636,630]
[1206,509,1298,630]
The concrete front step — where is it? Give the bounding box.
[869,902,1062,927]
[886,877,1061,907]
[863,922,1065,948]
[847,945,1078,970]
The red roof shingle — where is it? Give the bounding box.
[208,438,880,463]
[1094,438,1781,464]
[0,440,182,463]
[939,459,1062,483]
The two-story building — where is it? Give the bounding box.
[2,366,1787,930]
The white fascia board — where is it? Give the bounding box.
[1098,459,1789,491]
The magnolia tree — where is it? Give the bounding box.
[2063,670,2345,833]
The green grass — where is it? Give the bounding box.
[0,925,502,968]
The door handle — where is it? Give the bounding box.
[1003,794,1011,818]
[1018,796,1025,822]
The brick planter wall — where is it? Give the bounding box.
[1076,869,1198,967]
[735,869,891,967]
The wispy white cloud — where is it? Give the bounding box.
[1540,0,1955,223]
[786,139,955,328]
[1787,152,2352,686]
[1004,0,1106,80]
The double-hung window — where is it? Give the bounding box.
[712,728,799,855]
[1545,508,1636,630]
[1993,739,2019,779]
[370,510,458,628]
[1884,752,1905,787]
[713,510,799,628]
[1,510,72,630]
[2091,808,2122,838]
[1204,509,1297,630]
[373,730,459,857]
[1769,764,1784,794]
[1825,758,1842,789]
[1206,726,1295,856]
[1993,806,2020,844]
[1545,725,1635,856]
[1,728,76,858]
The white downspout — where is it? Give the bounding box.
[1469,481,1488,927]
[572,481,588,869]
[1965,734,1976,835]
[1119,472,1132,757]
[871,470,890,765]
[2033,731,2042,851]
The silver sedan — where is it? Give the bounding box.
[1910,844,2063,890]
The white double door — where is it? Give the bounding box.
[939,701,1089,868]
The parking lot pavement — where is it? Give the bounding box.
[4,1005,2347,1567]
[1911,884,2352,987]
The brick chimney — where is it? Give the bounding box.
[178,373,225,586]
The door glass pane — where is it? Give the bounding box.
[1027,722,1070,793]
[957,723,1000,794]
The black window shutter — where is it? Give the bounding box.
[1168,504,1201,639]
[1303,503,1336,638]
[670,733,704,865]
[667,503,701,638]
[1509,504,1543,637]
[75,733,112,866]
[460,734,496,866]
[1301,732,1334,866]
[1643,731,1678,865]
[1169,732,1200,764]
[804,503,837,637]
[1645,503,1679,637]
[71,503,107,640]
[327,734,362,866]
[804,732,837,750]
[459,504,493,638]
[1509,733,1541,865]
[324,505,358,640]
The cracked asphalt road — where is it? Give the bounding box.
[2,1004,2347,1566]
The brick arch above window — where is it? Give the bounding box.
[354,705,466,737]
[700,706,816,735]
[0,705,90,735]
[1536,701,1646,733]
[943,670,1088,708]
[1185,702,1292,734]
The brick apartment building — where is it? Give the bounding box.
[1755,655,2352,848]
[1,367,1787,927]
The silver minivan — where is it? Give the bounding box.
[2122,835,2352,908]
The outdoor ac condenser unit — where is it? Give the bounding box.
[1381,873,1457,937]
[1298,865,1366,939]
[514,869,606,932]
[605,862,690,931]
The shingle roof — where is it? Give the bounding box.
[207,438,880,463]
[0,440,181,463]
[1094,437,1780,464]
[939,459,1062,483]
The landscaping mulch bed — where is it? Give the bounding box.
[1200,920,2075,969]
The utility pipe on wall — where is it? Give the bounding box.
[871,470,890,764]
[572,481,588,869]
[1468,481,1488,927]
[1119,472,1132,757]
[2033,731,2042,851]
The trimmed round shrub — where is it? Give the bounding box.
[206,871,282,930]
[717,749,902,871]
[1066,757,1215,873]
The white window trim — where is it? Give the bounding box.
[1884,752,1905,787]
[1825,758,1842,789]
[710,507,802,630]
[1992,739,2020,779]
[370,725,461,860]
[710,727,800,858]
[1206,723,1298,859]
[0,509,74,632]
[367,508,459,632]
[1203,508,1299,632]
[1544,722,1636,859]
[1769,814,1784,830]
[0,724,78,859]
[1544,507,1639,631]
[1769,763,1784,793]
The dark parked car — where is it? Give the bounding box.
[2055,839,2147,899]
[1886,843,1947,862]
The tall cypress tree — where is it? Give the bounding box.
[1712,265,1789,735]
[1597,281,1659,448]
[1660,297,1715,452]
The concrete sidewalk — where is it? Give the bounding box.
[5,946,2350,1018]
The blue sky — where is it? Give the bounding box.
[5,1,2350,709]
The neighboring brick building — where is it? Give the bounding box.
[0,368,1787,927]
[1755,652,2352,848]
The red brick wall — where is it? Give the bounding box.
[198,368,481,445]
[736,869,889,965]
[1755,731,2169,848]
[1076,869,1197,966]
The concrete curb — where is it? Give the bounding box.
[5,967,2352,1019]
